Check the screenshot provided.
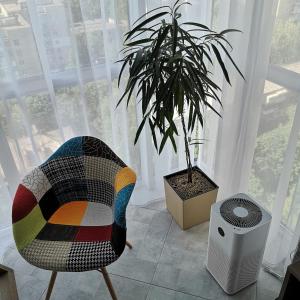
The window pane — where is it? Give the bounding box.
[270,0,300,73]
[0,2,42,79]
[24,93,62,161]
[249,81,298,212]
[85,80,113,146]
[282,132,300,230]
[55,85,86,138]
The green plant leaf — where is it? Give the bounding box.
[217,41,245,80]
[169,129,177,153]
[118,59,128,87]
[211,44,230,84]
[150,25,170,60]
[125,38,153,47]
[220,29,242,35]
[132,5,170,26]
[174,2,191,14]
[183,22,210,30]
[149,118,158,150]
[172,18,178,55]
[125,12,169,41]
[134,117,147,144]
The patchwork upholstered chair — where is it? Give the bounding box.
[12,136,136,300]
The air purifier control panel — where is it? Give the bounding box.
[218,227,225,237]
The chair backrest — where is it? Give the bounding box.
[12,136,136,251]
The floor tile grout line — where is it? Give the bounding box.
[39,287,47,300]
[106,272,207,300]
[145,215,174,299]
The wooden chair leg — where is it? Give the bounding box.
[125,241,132,249]
[100,267,117,300]
[45,271,57,300]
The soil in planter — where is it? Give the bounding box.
[167,168,216,200]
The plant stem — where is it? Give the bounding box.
[180,114,193,183]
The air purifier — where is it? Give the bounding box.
[206,193,271,294]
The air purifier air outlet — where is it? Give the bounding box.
[220,197,262,228]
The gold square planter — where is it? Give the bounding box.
[164,166,218,230]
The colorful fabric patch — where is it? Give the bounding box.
[21,239,72,271]
[52,178,87,204]
[47,136,83,161]
[86,179,114,206]
[22,167,51,201]
[115,167,137,193]
[49,201,88,226]
[114,184,135,228]
[84,156,122,184]
[111,222,126,256]
[39,189,60,220]
[75,225,112,242]
[41,156,85,186]
[66,241,118,271]
[82,136,126,167]
[37,223,79,241]
[13,205,46,251]
[12,184,37,223]
[81,202,113,226]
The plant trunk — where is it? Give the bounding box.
[180,114,193,183]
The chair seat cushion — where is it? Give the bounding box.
[19,201,119,272]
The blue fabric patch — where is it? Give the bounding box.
[114,184,135,228]
[47,137,83,161]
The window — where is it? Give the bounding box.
[13,39,20,46]
[249,0,300,231]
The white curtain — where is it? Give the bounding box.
[0,0,210,229]
[212,0,300,278]
[1,0,300,279]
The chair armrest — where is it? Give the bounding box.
[113,167,136,228]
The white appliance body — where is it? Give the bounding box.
[206,193,271,294]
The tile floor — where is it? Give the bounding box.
[0,199,282,300]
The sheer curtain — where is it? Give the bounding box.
[212,0,300,278]
[0,0,211,230]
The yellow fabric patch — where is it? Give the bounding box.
[115,167,136,193]
[13,205,46,251]
[49,201,88,225]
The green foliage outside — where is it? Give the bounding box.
[249,14,300,229]
[270,19,300,65]
[249,94,300,229]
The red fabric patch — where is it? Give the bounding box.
[12,184,38,223]
[75,225,112,242]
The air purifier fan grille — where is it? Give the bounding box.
[220,198,262,228]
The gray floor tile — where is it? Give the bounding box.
[142,199,167,212]
[256,269,282,300]
[46,271,150,300]
[16,274,47,300]
[108,254,158,283]
[126,206,159,225]
[159,243,207,273]
[97,274,150,300]
[164,219,209,255]
[152,262,256,300]
[146,285,204,300]
[41,271,104,300]
[108,207,172,283]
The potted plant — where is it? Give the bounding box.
[117,1,244,229]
